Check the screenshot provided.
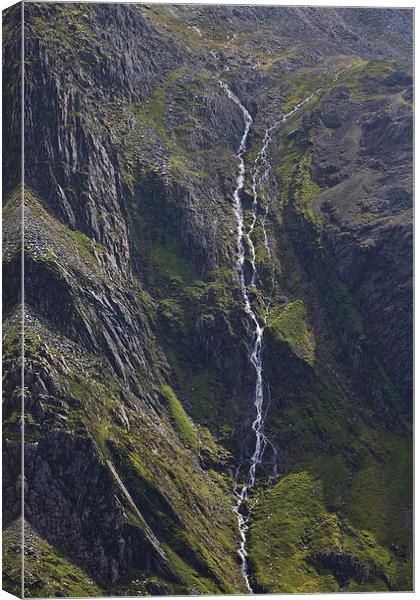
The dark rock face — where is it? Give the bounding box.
[3,3,412,596]
[310,77,413,403]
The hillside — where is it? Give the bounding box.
[2,3,413,595]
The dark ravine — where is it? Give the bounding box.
[3,3,413,596]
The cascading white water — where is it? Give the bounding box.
[220,81,267,592]
[221,68,349,591]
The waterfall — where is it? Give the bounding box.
[220,68,348,591]
[221,80,276,592]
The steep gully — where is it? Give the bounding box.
[221,68,348,591]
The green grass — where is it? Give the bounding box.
[300,454,351,510]
[159,297,185,327]
[3,327,21,363]
[268,299,316,364]
[347,432,412,557]
[140,86,167,140]
[248,471,341,593]
[161,385,199,451]
[3,520,102,598]
[292,154,321,221]
[67,228,104,258]
[53,351,245,594]
[248,464,409,593]
[337,59,412,101]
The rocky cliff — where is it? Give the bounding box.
[3,3,413,596]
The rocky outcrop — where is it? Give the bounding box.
[310,78,413,403]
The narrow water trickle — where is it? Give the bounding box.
[221,69,348,591]
[220,80,272,593]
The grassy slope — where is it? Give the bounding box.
[3,520,103,598]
